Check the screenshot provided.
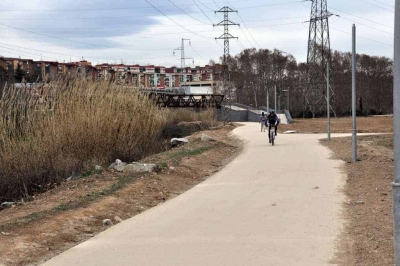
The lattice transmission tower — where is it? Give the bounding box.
[173,38,193,69]
[214,6,239,122]
[305,0,335,117]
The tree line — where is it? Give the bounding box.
[225,48,393,118]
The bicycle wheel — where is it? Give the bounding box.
[270,130,274,146]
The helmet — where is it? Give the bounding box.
[271,110,275,114]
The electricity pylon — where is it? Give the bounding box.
[305,0,336,117]
[214,6,239,123]
[173,38,193,68]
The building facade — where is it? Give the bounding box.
[0,56,223,88]
[165,64,222,88]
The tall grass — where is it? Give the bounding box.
[0,78,167,200]
[0,78,218,201]
[165,108,217,127]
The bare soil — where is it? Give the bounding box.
[280,116,393,134]
[0,125,241,266]
[322,134,394,265]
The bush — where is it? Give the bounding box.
[0,79,219,201]
[0,78,167,200]
[161,109,217,139]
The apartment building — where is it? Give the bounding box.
[36,61,59,81]
[0,55,222,88]
[0,57,36,76]
[165,64,223,88]
[95,64,166,87]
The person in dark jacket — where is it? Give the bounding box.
[266,111,280,142]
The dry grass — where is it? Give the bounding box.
[0,78,217,201]
[165,108,217,127]
[322,135,394,265]
[280,116,393,134]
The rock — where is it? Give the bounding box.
[170,138,189,147]
[201,133,215,142]
[66,172,81,181]
[114,216,123,223]
[169,166,176,171]
[355,201,365,205]
[284,130,298,134]
[102,219,113,226]
[94,165,103,172]
[125,163,157,173]
[0,202,15,210]
[114,164,125,172]
[109,159,126,172]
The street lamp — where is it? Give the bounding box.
[282,89,290,112]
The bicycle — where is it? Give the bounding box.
[268,124,276,146]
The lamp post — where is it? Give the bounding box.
[283,89,290,112]
[393,1,400,264]
[274,85,277,112]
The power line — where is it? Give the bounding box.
[190,45,206,61]
[0,21,307,41]
[0,0,250,12]
[213,0,221,9]
[237,39,246,50]
[329,7,393,28]
[168,0,209,24]
[193,0,215,23]
[338,16,394,36]
[226,0,262,49]
[244,16,309,23]
[0,1,303,15]
[0,3,306,27]
[331,26,393,47]
[0,41,177,63]
[240,1,303,10]
[0,45,59,60]
[358,0,394,12]
[144,0,214,39]
[0,21,176,51]
[191,0,231,54]
[196,0,216,12]
[369,0,394,7]
[246,21,307,28]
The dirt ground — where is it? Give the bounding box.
[280,116,393,134]
[322,134,394,266]
[0,125,241,266]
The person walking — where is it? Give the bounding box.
[260,112,267,132]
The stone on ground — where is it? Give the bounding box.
[171,138,189,147]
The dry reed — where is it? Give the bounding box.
[0,78,167,200]
[0,78,217,201]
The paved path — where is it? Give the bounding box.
[42,123,345,266]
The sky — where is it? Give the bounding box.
[0,0,395,67]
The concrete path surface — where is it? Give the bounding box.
[42,123,345,266]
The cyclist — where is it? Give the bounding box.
[266,111,280,143]
[259,112,267,132]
